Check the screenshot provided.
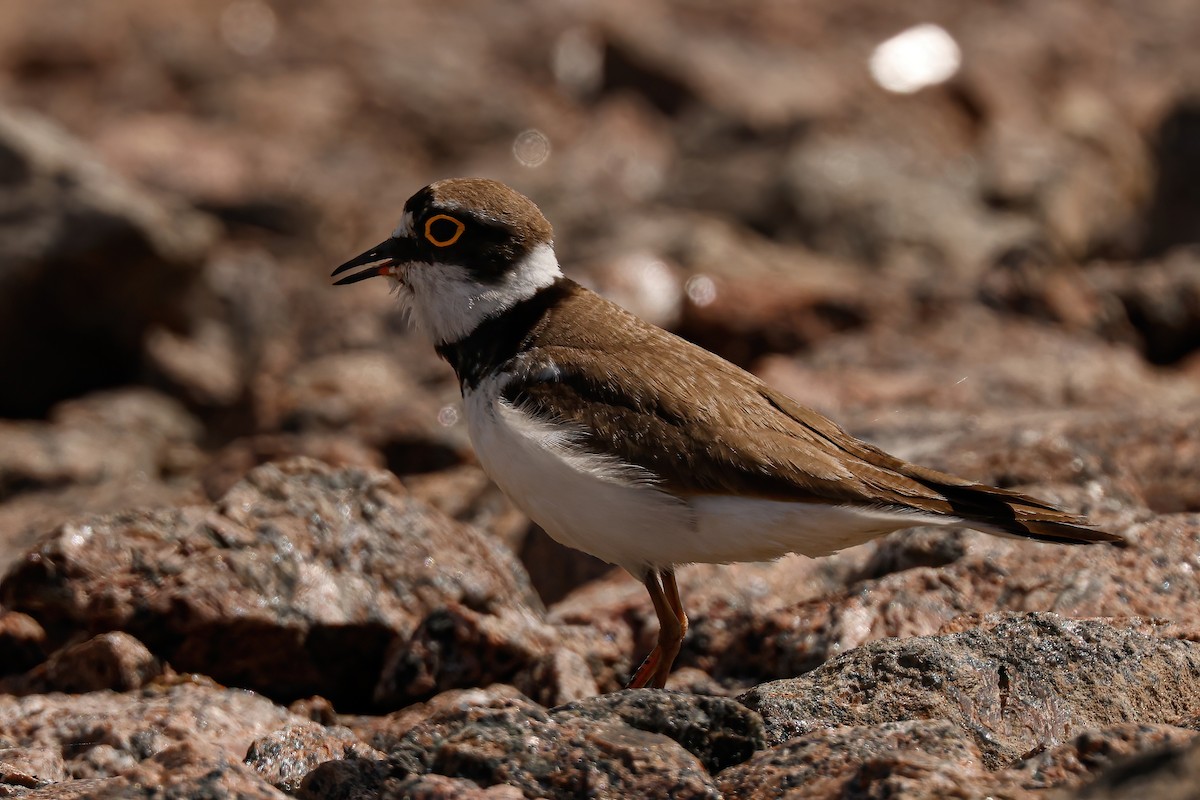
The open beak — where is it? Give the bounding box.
[331,237,413,285]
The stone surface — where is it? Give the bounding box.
[245,721,383,792]
[0,389,205,573]
[1004,723,1199,794]
[552,689,765,773]
[1072,734,1200,799]
[718,719,988,799]
[741,613,1200,769]
[0,459,548,710]
[0,608,46,675]
[2,631,161,694]
[387,696,723,799]
[0,682,305,784]
[0,106,216,418]
[67,742,288,799]
[664,515,1198,686]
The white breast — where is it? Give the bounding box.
[464,372,692,575]
[463,372,954,575]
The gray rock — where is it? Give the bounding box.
[741,613,1200,768]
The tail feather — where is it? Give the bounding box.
[932,482,1127,547]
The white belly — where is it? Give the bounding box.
[465,376,692,574]
[464,374,955,575]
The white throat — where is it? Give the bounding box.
[400,242,562,345]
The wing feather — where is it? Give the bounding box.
[499,283,1122,546]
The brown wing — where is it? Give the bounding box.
[504,283,1123,546]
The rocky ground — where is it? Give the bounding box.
[1,0,1199,797]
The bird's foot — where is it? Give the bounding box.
[626,646,665,689]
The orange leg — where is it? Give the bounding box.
[626,567,688,689]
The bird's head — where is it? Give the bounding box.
[332,178,560,345]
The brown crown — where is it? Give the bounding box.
[412,178,553,245]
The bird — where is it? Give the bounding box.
[331,178,1126,690]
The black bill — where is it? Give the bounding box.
[331,237,412,285]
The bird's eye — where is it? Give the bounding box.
[424,214,466,247]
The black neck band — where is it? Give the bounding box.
[435,277,572,391]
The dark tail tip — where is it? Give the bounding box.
[1021,519,1129,548]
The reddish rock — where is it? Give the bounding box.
[270,351,468,476]
[718,719,987,799]
[0,682,307,783]
[0,106,216,419]
[76,742,288,799]
[1002,723,1198,794]
[388,697,722,799]
[699,515,1198,686]
[401,465,529,556]
[0,744,65,791]
[0,608,46,674]
[0,459,546,709]
[385,774,526,799]
[1084,249,1200,366]
[4,631,161,694]
[549,551,881,692]
[350,684,534,755]
[244,721,383,792]
[0,389,205,572]
[374,602,595,708]
[552,689,765,773]
[201,432,384,500]
[1072,734,1200,799]
[741,613,1200,768]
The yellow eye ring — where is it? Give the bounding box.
[424,214,465,247]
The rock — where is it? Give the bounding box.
[3,631,161,694]
[270,351,468,476]
[388,696,722,799]
[0,608,46,674]
[0,389,203,500]
[400,465,529,556]
[741,613,1200,768]
[718,719,988,799]
[374,602,594,709]
[0,743,65,791]
[0,388,205,573]
[144,318,244,407]
[388,774,526,799]
[350,684,534,754]
[548,547,910,693]
[297,756,394,800]
[552,689,765,773]
[1003,723,1198,794]
[759,307,1198,425]
[1073,733,1200,799]
[518,524,613,606]
[0,682,307,784]
[0,105,216,418]
[679,515,1200,686]
[201,432,384,500]
[0,459,549,709]
[1084,248,1200,365]
[978,245,1134,339]
[73,742,288,799]
[245,721,383,792]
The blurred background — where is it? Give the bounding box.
[1,0,1199,595]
